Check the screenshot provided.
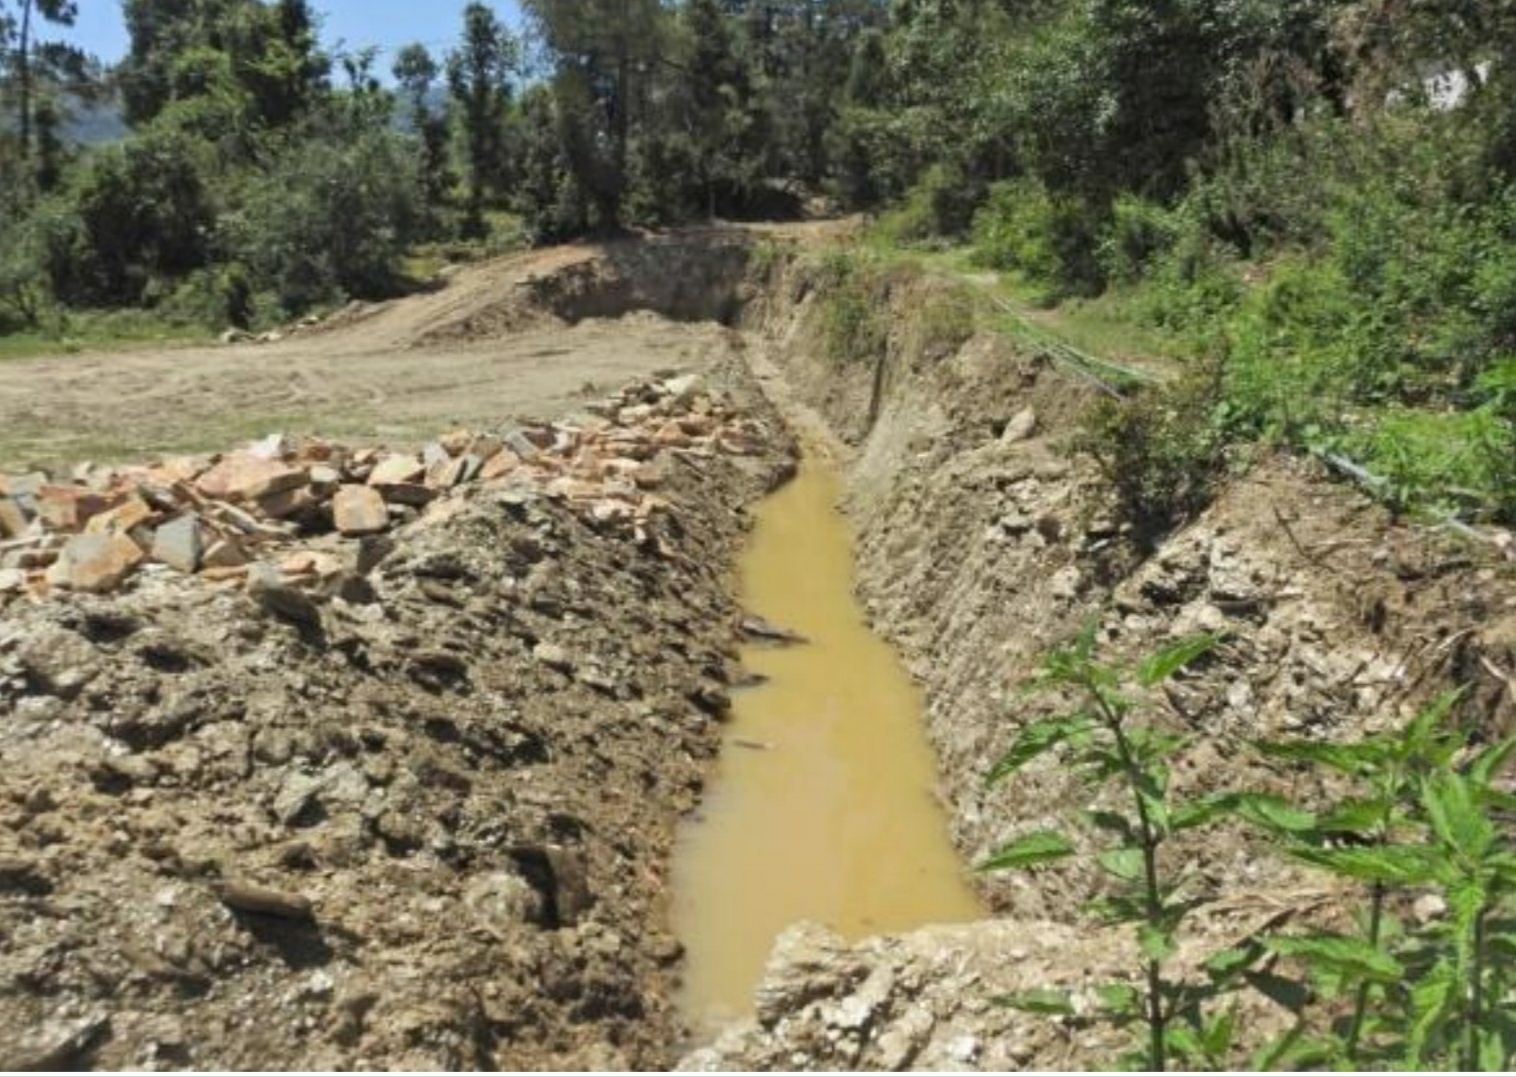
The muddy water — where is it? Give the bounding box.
[672,456,984,1034]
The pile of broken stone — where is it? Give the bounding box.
[0,372,758,604]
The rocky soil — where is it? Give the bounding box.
[687,254,1516,1069]
[0,358,795,1070]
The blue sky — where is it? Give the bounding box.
[67,1,526,72]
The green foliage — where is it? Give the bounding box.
[815,253,888,367]
[985,622,1226,1071]
[1236,691,1516,1070]
[41,128,214,307]
[222,127,422,314]
[1076,361,1228,540]
[971,179,1105,301]
[875,164,986,248]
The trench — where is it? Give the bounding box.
[670,450,985,1037]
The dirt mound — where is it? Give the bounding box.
[0,364,795,1070]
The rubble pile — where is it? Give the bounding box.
[0,367,795,1069]
[0,373,765,607]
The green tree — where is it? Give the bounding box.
[0,0,91,170]
[393,43,452,219]
[446,2,517,237]
[523,0,665,227]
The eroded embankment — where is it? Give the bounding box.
[0,353,796,1070]
[683,251,1516,1070]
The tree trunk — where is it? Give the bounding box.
[18,0,34,158]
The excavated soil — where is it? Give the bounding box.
[685,254,1516,1070]
[0,235,808,1070]
[7,227,1516,1072]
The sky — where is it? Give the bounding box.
[65,1,527,75]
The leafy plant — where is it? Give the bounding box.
[983,621,1233,1070]
[1241,690,1516,1070]
[1076,358,1228,542]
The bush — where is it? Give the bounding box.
[813,252,889,367]
[1100,195,1180,284]
[971,178,1105,301]
[43,131,214,307]
[875,163,986,247]
[1077,360,1228,539]
[224,129,423,314]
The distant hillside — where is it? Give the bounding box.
[62,96,128,145]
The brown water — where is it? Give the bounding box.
[671,455,984,1034]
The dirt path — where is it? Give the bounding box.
[0,244,739,470]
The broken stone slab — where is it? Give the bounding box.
[367,454,425,487]
[152,515,204,574]
[333,485,389,536]
[47,532,146,593]
[35,485,117,532]
[373,481,436,507]
[216,880,314,920]
[0,497,29,538]
[1002,407,1038,444]
[202,534,250,569]
[439,428,473,456]
[501,429,542,459]
[196,454,308,501]
[421,441,451,468]
[425,456,469,490]
[84,494,156,537]
[257,486,322,521]
[479,450,523,481]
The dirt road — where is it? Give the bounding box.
[0,242,733,470]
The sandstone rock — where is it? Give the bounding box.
[426,456,468,490]
[0,568,24,594]
[48,532,146,592]
[479,450,523,481]
[257,486,320,520]
[367,455,425,487]
[152,515,204,574]
[421,441,451,468]
[202,535,250,569]
[373,482,435,507]
[197,454,308,501]
[36,485,114,531]
[466,434,503,462]
[0,497,29,538]
[333,485,389,536]
[1002,407,1038,443]
[84,494,155,536]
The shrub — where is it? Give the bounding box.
[876,163,986,247]
[1076,360,1228,540]
[1101,195,1181,285]
[225,129,423,314]
[971,178,1105,301]
[43,131,214,307]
